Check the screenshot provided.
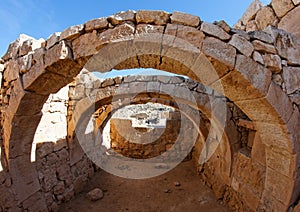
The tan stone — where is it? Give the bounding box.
[8,78,47,116]
[3,59,20,82]
[255,7,277,30]
[239,0,263,25]
[46,32,61,49]
[272,74,283,86]
[275,30,300,66]
[213,20,231,33]
[278,7,300,38]
[200,22,231,41]
[282,66,300,94]
[2,34,35,61]
[271,0,295,18]
[292,0,300,5]
[202,37,236,69]
[251,133,266,166]
[263,54,282,74]
[136,24,164,34]
[264,168,295,204]
[253,51,264,64]
[136,10,170,25]
[252,40,277,54]
[60,24,84,41]
[72,30,99,61]
[229,34,254,57]
[85,18,108,32]
[246,20,258,32]
[170,11,200,27]
[108,10,136,25]
[165,24,205,49]
[249,31,274,44]
[214,55,271,101]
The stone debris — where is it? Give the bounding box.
[86,188,104,201]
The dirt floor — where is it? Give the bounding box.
[59,160,228,212]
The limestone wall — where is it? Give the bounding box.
[110,111,194,160]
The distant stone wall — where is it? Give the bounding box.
[110,111,194,160]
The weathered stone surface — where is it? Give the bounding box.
[230,28,250,40]
[275,30,300,65]
[252,40,277,54]
[253,51,264,64]
[233,55,271,100]
[108,10,136,25]
[202,37,236,69]
[214,20,231,33]
[200,22,231,41]
[238,0,263,25]
[2,34,36,61]
[263,54,282,74]
[22,192,47,211]
[60,24,84,41]
[85,18,108,32]
[271,0,295,18]
[255,7,277,30]
[246,20,258,32]
[229,34,254,57]
[278,7,300,38]
[19,38,44,57]
[136,10,170,25]
[86,188,104,201]
[136,24,164,34]
[46,32,61,49]
[165,24,205,49]
[3,59,20,82]
[249,31,274,44]
[292,0,300,5]
[170,11,200,27]
[282,66,300,94]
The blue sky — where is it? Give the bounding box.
[0,0,271,57]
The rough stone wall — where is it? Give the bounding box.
[235,0,300,37]
[110,111,194,160]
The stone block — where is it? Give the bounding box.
[46,32,61,49]
[108,10,136,25]
[60,24,84,41]
[202,37,236,69]
[249,31,274,44]
[278,7,300,38]
[200,22,231,41]
[85,18,108,32]
[263,54,282,74]
[170,11,200,27]
[255,7,278,30]
[282,66,300,94]
[136,10,170,25]
[271,0,295,18]
[239,0,263,25]
[229,34,254,57]
[275,30,300,65]
[252,40,277,54]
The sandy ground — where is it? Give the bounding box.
[59,160,228,212]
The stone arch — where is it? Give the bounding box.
[0,10,299,210]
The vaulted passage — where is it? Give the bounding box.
[0,3,300,211]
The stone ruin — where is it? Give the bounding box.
[0,0,300,211]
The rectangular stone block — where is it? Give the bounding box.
[136,10,170,25]
[170,11,200,27]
